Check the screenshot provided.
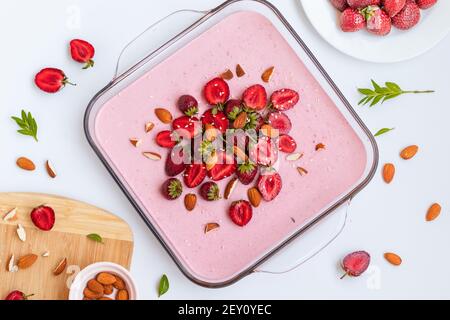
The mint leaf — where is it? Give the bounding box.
[374,128,395,137]
[158,274,169,297]
[11,110,38,141]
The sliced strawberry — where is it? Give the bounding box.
[237,162,258,185]
[165,148,186,176]
[229,200,253,227]
[183,163,207,188]
[267,111,292,134]
[249,136,278,166]
[172,116,201,138]
[30,206,55,231]
[201,109,229,134]
[203,77,230,105]
[270,89,299,111]
[278,134,297,154]
[242,84,267,111]
[257,170,282,201]
[207,151,237,181]
[156,130,178,148]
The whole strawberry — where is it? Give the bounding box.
[330,0,348,11]
[392,0,420,30]
[70,39,95,69]
[177,95,198,116]
[341,251,371,279]
[5,290,33,300]
[382,0,406,17]
[34,68,75,93]
[340,8,366,32]
[416,0,437,9]
[365,6,392,36]
[200,181,221,201]
[347,0,380,8]
[237,162,258,185]
[162,178,183,200]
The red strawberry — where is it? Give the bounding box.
[340,8,366,32]
[257,170,282,201]
[278,134,297,153]
[229,200,253,227]
[330,0,349,11]
[201,109,229,134]
[177,95,198,116]
[172,116,201,138]
[200,181,221,201]
[237,162,258,185]
[184,164,207,188]
[4,290,33,300]
[242,84,268,111]
[34,68,75,93]
[382,0,406,17]
[162,178,183,200]
[208,151,237,181]
[416,0,437,9]
[69,39,95,69]
[156,130,178,148]
[165,148,186,177]
[341,251,371,278]
[267,112,292,134]
[224,99,243,120]
[392,0,420,30]
[270,89,299,111]
[203,77,230,105]
[249,136,278,166]
[30,206,55,231]
[347,0,380,8]
[365,6,392,36]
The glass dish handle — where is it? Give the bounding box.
[113,8,210,80]
[254,199,352,274]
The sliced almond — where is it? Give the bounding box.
[3,208,17,222]
[184,193,197,212]
[142,152,162,161]
[53,257,67,276]
[129,138,141,147]
[17,224,26,242]
[247,187,262,208]
[145,122,155,133]
[17,254,38,269]
[204,123,218,142]
[315,143,326,151]
[286,153,303,161]
[7,255,18,273]
[220,69,234,80]
[236,64,246,77]
[224,177,238,200]
[205,222,220,234]
[42,251,50,257]
[297,167,308,176]
[205,150,218,171]
[260,124,279,138]
[261,66,275,83]
[16,157,35,171]
[46,160,57,178]
[154,108,172,124]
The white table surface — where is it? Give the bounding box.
[1,0,449,300]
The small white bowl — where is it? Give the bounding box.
[69,262,138,300]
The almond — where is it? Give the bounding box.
[154,108,172,124]
[233,112,247,129]
[87,279,104,294]
[46,160,57,178]
[145,122,155,133]
[3,208,18,222]
[116,289,129,300]
[17,157,35,171]
[103,284,113,295]
[97,272,117,285]
[233,146,248,162]
[260,124,279,138]
[205,151,218,171]
[247,187,262,208]
[53,257,67,276]
[286,153,303,161]
[382,163,395,184]
[184,193,197,212]
[84,287,103,299]
[17,254,38,269]
[426,203,441,222]
[16,224,26,242]
[224,177,238,200]
[204,123,218,142]
[384,252,402,266]
[142,151,162,161]
[220,69,233,80]
[236,64,246,77]
[98,297,113,300]
[129,138,141,147]
[113,276,126,290]
[297,167,308,176]
[315,143,326,151]
[400,145,418,160]
[261,66,274,83]
[204,222,220,234]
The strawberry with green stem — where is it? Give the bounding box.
[200,181,221,201]
[162,178,183,200]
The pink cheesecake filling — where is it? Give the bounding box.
[95,11,367,283]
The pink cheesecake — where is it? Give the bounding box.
[94,11,368,284]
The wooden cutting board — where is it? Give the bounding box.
[0,193,133,300]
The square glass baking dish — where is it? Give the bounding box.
[84,0,378,287]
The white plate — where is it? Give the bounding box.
[301,0,450,63]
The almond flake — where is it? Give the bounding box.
[204,222,220,234]
[286,152,303,161]
[142,151,162,161]
[236,64,246,77]
[46,160,57,178]
[145,122,155,133]
[3,208,17,222]
[315,143,326,151]
[17,224,26,242]
[220,69,234,80]
[8,255,18,273]
[42,251,50,257]
[297,167,308,176]
[261,66,275,83]
[224,177,238,200]
[129,138,141,147]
